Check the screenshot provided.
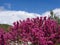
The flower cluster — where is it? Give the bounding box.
[11,17,60,45]
[0,17,60,45]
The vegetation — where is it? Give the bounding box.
[50,10,60,24]
[0,11,60,45]
[0,24,11,32]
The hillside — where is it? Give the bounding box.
[0,24,11,32]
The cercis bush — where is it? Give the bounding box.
[11,17,60,45]
[0,17,60,45]
[0,28,13,45]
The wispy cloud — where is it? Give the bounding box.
[4,3,11,9]
[0,3,11,11]
[0,6,6,11]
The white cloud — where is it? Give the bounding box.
[42,11,50,17]
[53,8,60,18]
[42,8,60,18]
[4,3,11,9]
[0,5,41,25]
[0,11,41,25]
[0,6,6,11]
[0,7,60,25]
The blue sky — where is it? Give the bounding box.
[0,0,60,14]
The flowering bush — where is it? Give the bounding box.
[11,17,60,45]
[0,17,60,45]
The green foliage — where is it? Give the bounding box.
[58,44,60,45]
[50,10,54,19]
[50,11,60,24]
[0,24,11,32]
[55,43,60,45]
[50,10,53,16]
[57,17,60,23]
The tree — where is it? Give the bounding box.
[50,10,54,19]
[50,11,60,24]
